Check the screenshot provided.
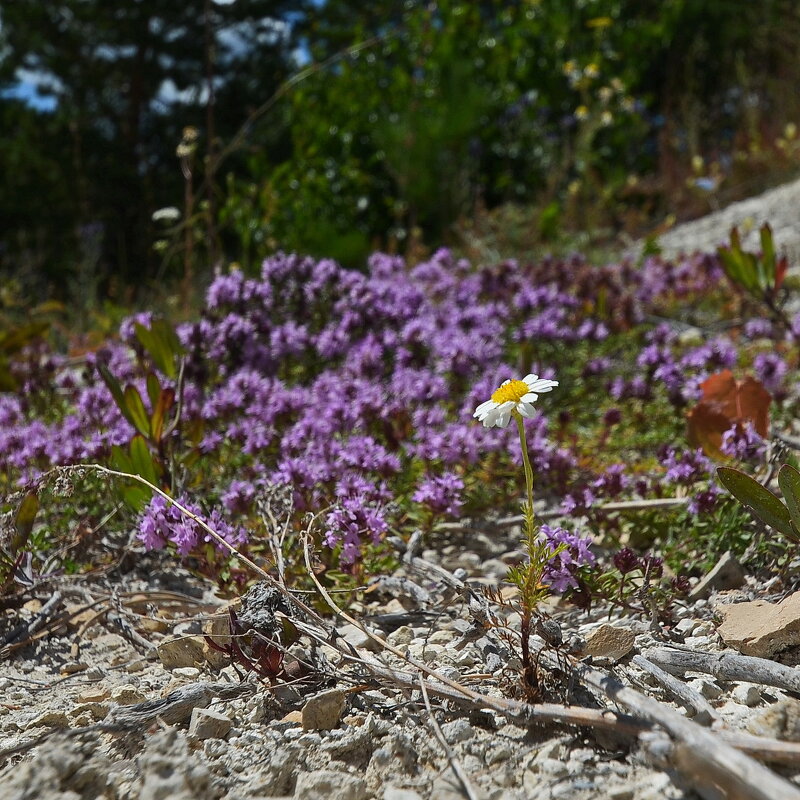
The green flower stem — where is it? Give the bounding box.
[515,413,537,544]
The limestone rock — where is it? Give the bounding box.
[336,623,381,652]
[188,707,232,740]
[716,591,800,658]
[110,684,147,705]
[294,770,367,800]
[583,624,636,661]
[202,612,234,668]
[688,550,745,600]
[301,688,346,731]
[746,698,800,741]
[157,635,207,669]
[26,710,70,730]
[384,789,424,800]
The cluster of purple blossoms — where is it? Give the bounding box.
[720,422,767,463]
[0,242,792,571]
[412,472,465,517]
[660,447,713,486]
[540,524,596,593]
[139,495,247,556]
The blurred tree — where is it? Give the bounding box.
[0,0,303,298]
[239,0,800,263]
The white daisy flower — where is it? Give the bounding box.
[473,373,559,428]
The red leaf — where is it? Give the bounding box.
[686,370,771,457]
[775,255,788,291]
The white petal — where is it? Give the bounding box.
[497,409,512,428]
[528,378,558,393]
[473,400,495,416]
[483,407,501,426]
[499,379,511,386]
[523,373,539,385]
[517,402,536,418]
[520,392,538,403]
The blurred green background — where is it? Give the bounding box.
[2,0,800,306]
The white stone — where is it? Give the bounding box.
[301,689,346,731]
[688,678,723,700]
[440,718,474,744]
[295,770,367,800]
[732,683,763,707]
[674,618,697,636]
[387,626,414,646]
[188,707,232,740]
[110,684,146,705]
[172,667,201,680]
[384,789,424,800]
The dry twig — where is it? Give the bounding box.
[418,675,480,800]
[631,654,720,726]
[645,646,800,694]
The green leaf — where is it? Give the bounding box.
[150,387,175,443]
[11,492,39,552]
[779,464,800,540]
[135,320,184,379]
[760,223,776,285]
[129,435,159,487]
[121,485,151,512]
[146,371,161,409]
[98,363,137,429]
[110,444,133,474]
[717,467,797,541]
[123,385,151,437]
[717,248,753,292]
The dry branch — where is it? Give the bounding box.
[51,468,800,793]
[645,646,800,694]
[631,654,720,726]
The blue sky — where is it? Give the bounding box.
[1,82,57,111]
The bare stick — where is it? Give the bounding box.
[435,497,689,533]
[631,654,720,726]
[0,681,254,763]
[645,647,800,694]
[1,591,63,648]
[418,676,480,800]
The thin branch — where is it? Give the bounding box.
[645,646,800,694]
[631,654,719,726]
[418,675,480,800]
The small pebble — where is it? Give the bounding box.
[732,683,763,707]
[688,678,723,700]
[172,666,201,680]
[110,685,146,705]
[387,626,414,646]
[673,618,696,636]
[188,707,232,740]
[440,718,473,744]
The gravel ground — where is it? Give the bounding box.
[2,523,800,800]
[644,175,800,264]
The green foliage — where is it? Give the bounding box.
[717,224,788,300]
[0,0,302,292]
[717,465,800,543]
[99,318,185,507]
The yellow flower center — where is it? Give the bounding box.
[491,380,530,405]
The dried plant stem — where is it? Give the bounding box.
[418,676,480,800]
